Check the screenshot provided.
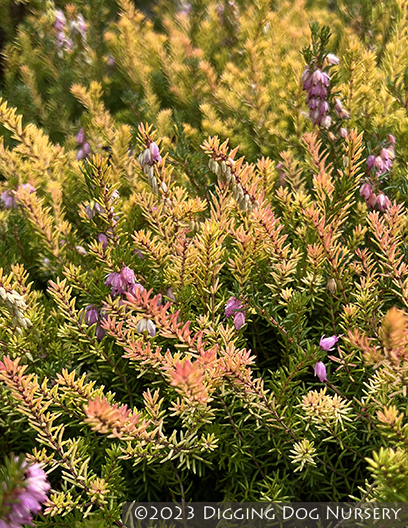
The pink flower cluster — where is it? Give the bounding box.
[0,460,50,528]
[138,142,162,194]
[76,128,91,161]
[54,10,73,52]
[301,53,349,129]
[54,9,87,53]
[360,183,391,211]
[105,266,144,297]
[225,297,245,330]
[0,184,36,210]
[367,135,396,177]
[360,135,395,212]
[301,68,331,128]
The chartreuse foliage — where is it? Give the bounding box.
[2,0,408,526]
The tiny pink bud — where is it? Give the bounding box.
[76,128,85,145]
[326,53,339,65]
[314,361,327,382]
[149,142,160,163]
[320,115,332,129]
[83,142,91,156]
[98,233,108,248]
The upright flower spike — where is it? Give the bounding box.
[105,266,140,297]
[314,361,327,382]
[301,66,331,128]
[319,335,338,351]
[0,458,50,528]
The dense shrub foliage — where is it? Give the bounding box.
[2,0,408,526]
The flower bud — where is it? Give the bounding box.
[366,192,377,208]
[376,193,391,211]
[76,245,87,256]
[84,305,99,326]
[314,361,327,382]
[321,115,332,129]
[149,142,160,163]
[326,53,339,65]
[327,277,337,294]
[359,182,372,200]
[76,128,85,146]
[367,154,375,170]
[374,156,384,173]
[98,233,108,249]
[146,319,156,337]
[312,70,322,83]
[83,142,91,156]
[234,311,245,330]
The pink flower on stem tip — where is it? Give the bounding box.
[225,297,243,317]
[326,53,339,65]
[98,233,108,249]
[319,334,339,351]
[314,361,327,382]
[84,305,98,326]
[234,311,245,330]
[366,154,375,170]
[18,183,35,193]
[376,193,391,211]
[359,182,372,200]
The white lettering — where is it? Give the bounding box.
[204,507,215,520]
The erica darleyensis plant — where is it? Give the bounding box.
[302,23,349,131]
[2,0,408,525]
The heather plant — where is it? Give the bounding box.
[2,0,408,527]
